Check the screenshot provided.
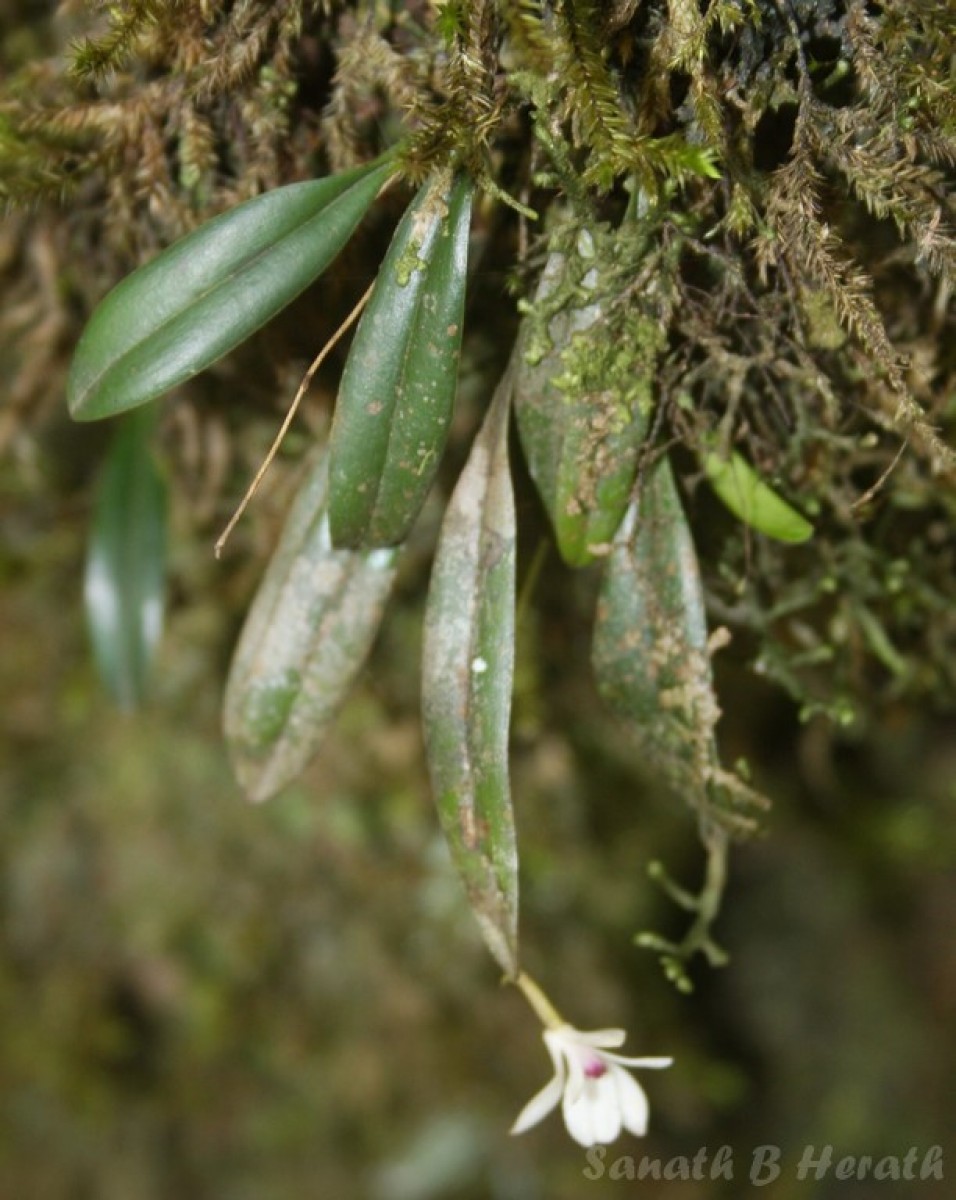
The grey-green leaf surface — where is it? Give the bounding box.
[68,159,393,421]
[593,456,760,829]
[224,448,398,803]
[514,242,660,568]
[328,171,473,548]
[84,407,167,710]
[703,448,814,543]
[421,373,519,976]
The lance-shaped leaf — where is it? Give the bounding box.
[84,407,167,709]
[329,172,473,548]
[514,245,659,568]
[224,448,398,803]
[68,158,394,421]
[421,375,518,976]
[703,447,814,544]
[593,456,759,829]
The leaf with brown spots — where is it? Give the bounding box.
[593,455,762,831]
[514,242,662,567]
[421,368,519,976]
[329,171,473,548]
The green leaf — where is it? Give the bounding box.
[328,171,473,548]
[514,246,654,567]
[421,373,518,976]
[703,448,814,543]
[84,407,167,710]
[223,448,398,803]
[594,456,709,731]
[68,159,394,421]
[593,456,761,830]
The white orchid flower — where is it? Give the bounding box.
[511,1024,673,1146]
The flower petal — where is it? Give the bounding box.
[543,1027,575,1067]
[569,1027,627,1049]
[511,1071,565,1136]
[603,1053,674,1069]
[589,1073,625,1144]
[614,1065,651,1137]
[560,1037,587,1104]
[563,1074,622,1146]
[561,1084,597,1146]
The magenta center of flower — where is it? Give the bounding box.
[583,1054,608,1079]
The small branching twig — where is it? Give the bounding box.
[635,824,731,993]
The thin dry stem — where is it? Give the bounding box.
[214,281,374,557]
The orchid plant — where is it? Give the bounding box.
[54,0,956,1151]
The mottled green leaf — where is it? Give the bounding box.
[594,456,709,729]
[593,456,759,829]
[224,448,398,803]
[329,171,473,548]
[514,245,657,567]
[84,407,167,710]
[68,159,393,421]
[703,448,814,544]
[421,374,518,976]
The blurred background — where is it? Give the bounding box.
[1,405,954,1198]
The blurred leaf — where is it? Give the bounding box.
[593,455,760,829]
[329,172,473,548]
[371,1111,492,1200]
[84,407,167,710]
[68,159,394,421]
[224,448,398,803]
[703,447,814,544]
[421,372,518,976]
[514,245,654,567]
